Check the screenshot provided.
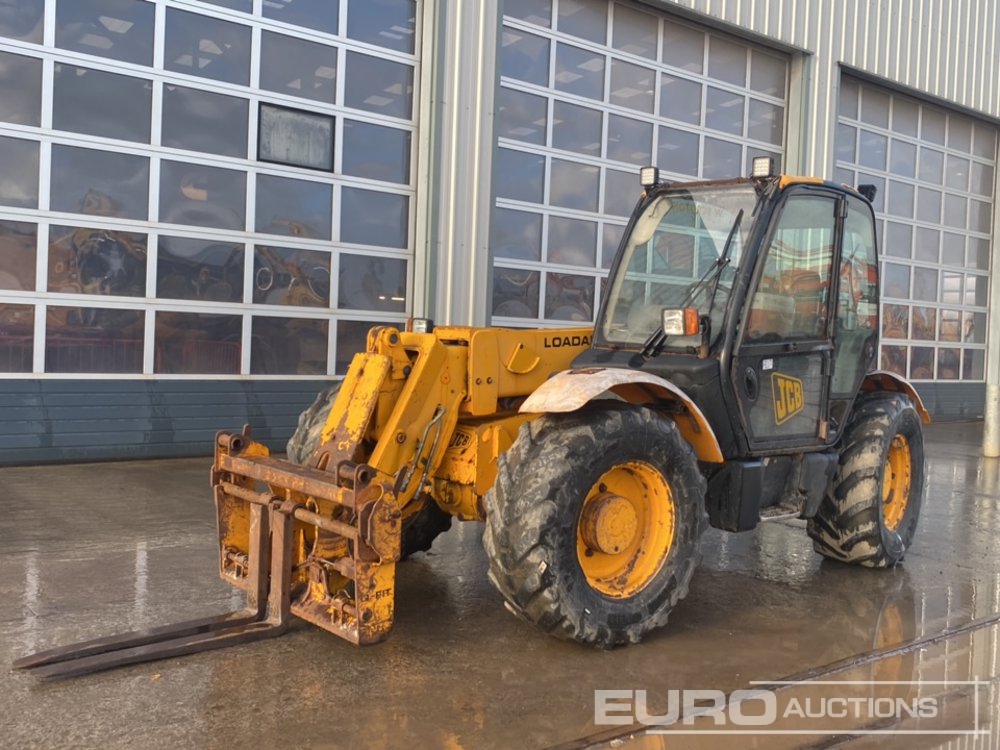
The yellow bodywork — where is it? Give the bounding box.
[211,325,596,644]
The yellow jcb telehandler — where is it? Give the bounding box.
[16,159,929,677]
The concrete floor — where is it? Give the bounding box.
[2,421,999,749]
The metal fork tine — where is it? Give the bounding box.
[12,609,264,671]
[27,618,289,679]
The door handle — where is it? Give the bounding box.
[743,366,759,401]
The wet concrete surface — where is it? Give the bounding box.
[2,421,999,749]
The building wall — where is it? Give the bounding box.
[1,0,998,465]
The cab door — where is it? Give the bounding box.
[731,189,841,450]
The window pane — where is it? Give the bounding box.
[548,216,596,266]
[341,188,408,249]
[882,304,908,338]
[53,65,151,143]
[602,224,624,268]
[916,187,942,223]
[750,50,785,97]
[707,37,746,86]
[973,123,996,159]
[702,137,741,179]
[204,0,251,10]
[912,267,937,302]
[612,4,656,59]
[48,225,147,297]
[0,51,41,126]
[0,136,38,208]
[258,104,334,171]
[504,0,550,26]
[880,344,907,376]
[706,87,744,136]
[335,319,382,372]
[0,221,36,291]
[963,349,985,380]
[155,312,241,374]
[347,0,415,53]
[550,159,599,211]
[660,74,701,125]
[545,272,593,321]
[342,120,410,184]
[858,130,888,170]
[886,180,914,218]
[552,100,601,156]
[889,139,916,177]
[948,117,973,152]
[255,174,332,239]
[501,26,549,86]
[494,148,544,203]
[0,304,33,373]
[160,160,246,230]
[162,84,248,158]
[554,43,604,101]
[921,107,946,145]
[338,253,407,312]
[492,207,542,261]
[965,312,987,343]
[263,0,338,35]
[658,126,699,178]
[51,146,148,219]
[943,194,967,229]
[936,347,959,379]
[861,87,890,128]
[604,168,638,217]
[493,267,539,318]
[497,87,548,146]
[883,222,911,258]
[344,51,413,119]
[609,59,654,113]
[662,22,703,74]
[557,0,606,44]
[56,0,153,65]
[0,0,43,43]
[260,31,337,104]
[883,263,910,298]
[253,246,330,307]
[891,97,919,137]
[910,307,935,340]
[251,316,328,374]
[607,114,651,166]
[157,236,244,303]
[970,162,994,197]
[748,99,783,145]
[914,227,940,263]
[165,9,251,85]
[45,307,144,373]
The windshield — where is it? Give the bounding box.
[601,184,760,349]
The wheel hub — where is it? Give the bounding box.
[579,493,639,555]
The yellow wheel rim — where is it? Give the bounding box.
[576,461,676,599]
[882,435,912,531]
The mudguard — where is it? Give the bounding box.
[860,370,932,424]
[519,367,724,463]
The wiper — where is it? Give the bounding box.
[639,209,744,359]
[681,208,743,307]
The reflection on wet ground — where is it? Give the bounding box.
[2,421,999,749]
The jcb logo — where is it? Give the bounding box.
[772,373,804,425]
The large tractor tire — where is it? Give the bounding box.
[286,383,452,558]
[483,405,707,648]
[807,394,924,567]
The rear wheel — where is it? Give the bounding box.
[807,394,924,567]
[483,405,706,648]
[286,383,452,558]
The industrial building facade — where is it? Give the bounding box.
[0,0,998,463]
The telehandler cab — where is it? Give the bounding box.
[16,158,929,677]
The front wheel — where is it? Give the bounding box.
[483,405,707,648]
[807,394,925,567]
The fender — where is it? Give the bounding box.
[859,370,932,424]
[519,368,724,463]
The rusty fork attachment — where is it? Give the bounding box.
[14,426,402,679]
